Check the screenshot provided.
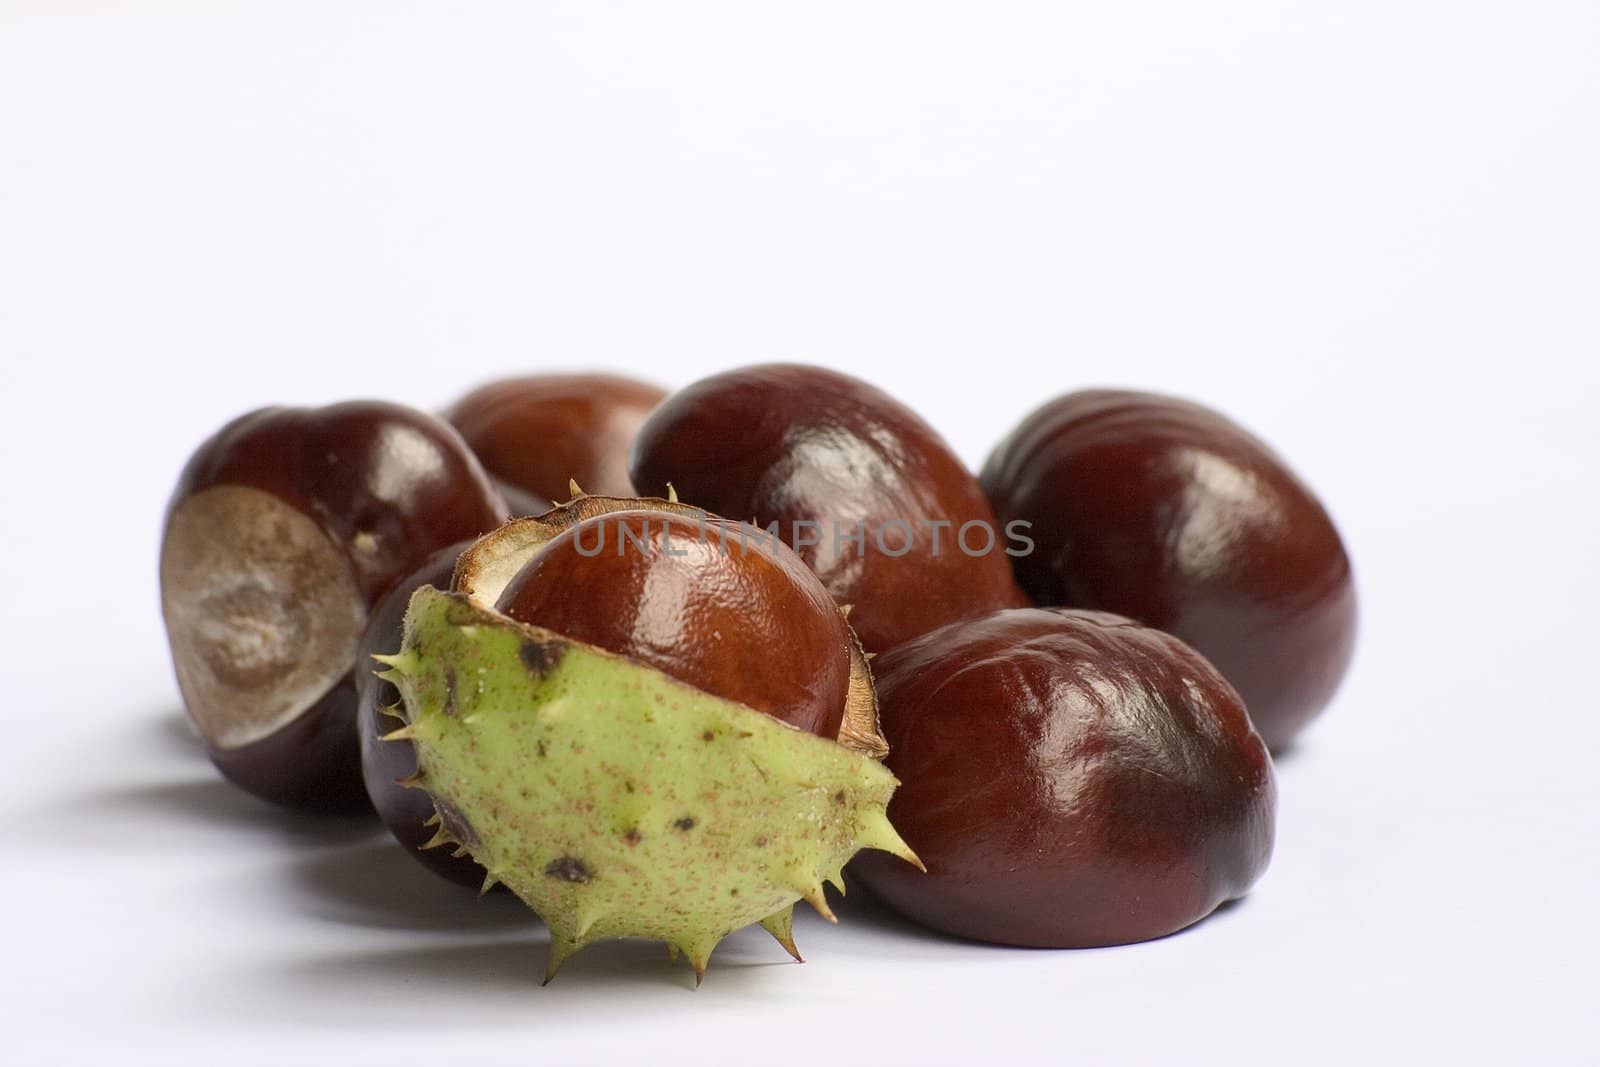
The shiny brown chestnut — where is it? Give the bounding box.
[356,541,490,886]
[496,508,852,738]
[852,607,1276,947]
[160,401,509,810]
[446,373,667,511]
[980,390,1356,751]
[629,364,1028,654]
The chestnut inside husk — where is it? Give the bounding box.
[370,491,917,980]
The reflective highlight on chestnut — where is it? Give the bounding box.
[447,373,667,508]
[852,608,1276,947]
[495,509,851,738]
[980,390,1357,750]
[160,401,509,810]
[630,364,1027,654]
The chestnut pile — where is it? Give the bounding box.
[160,365,1355,980]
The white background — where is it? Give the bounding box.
[2,2,1596,1065]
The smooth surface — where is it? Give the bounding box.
[447,372,667,503]
[980,389,1358,750]
[855,608,1275,948]
[497,510,852,737]
[1,3,1596,1065]
[631,363,1030,653]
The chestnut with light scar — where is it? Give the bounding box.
[160,400,509,810]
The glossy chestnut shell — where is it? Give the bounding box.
[980,390,1357,750]
[446,373,666,508]
[630,364,1027,653]
[160,401,509,810]
[851,607,1276,948]
[356,541,490,886]
[496,508,852,738]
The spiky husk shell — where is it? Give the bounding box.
[376,495,918,983]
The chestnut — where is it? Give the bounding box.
[852,607,1276,947]
[980,390,1357,751]
[446,373,667,511]
[356,541,489,886]
[159,401,509,810]
[360,504,860,889]
[495,508,851,738]
[629,364,1028,653]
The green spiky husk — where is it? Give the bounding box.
[379,585,916,982]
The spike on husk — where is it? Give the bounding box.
[419,825,457,851]
[759,907,804,962]
[795,878,837,923]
